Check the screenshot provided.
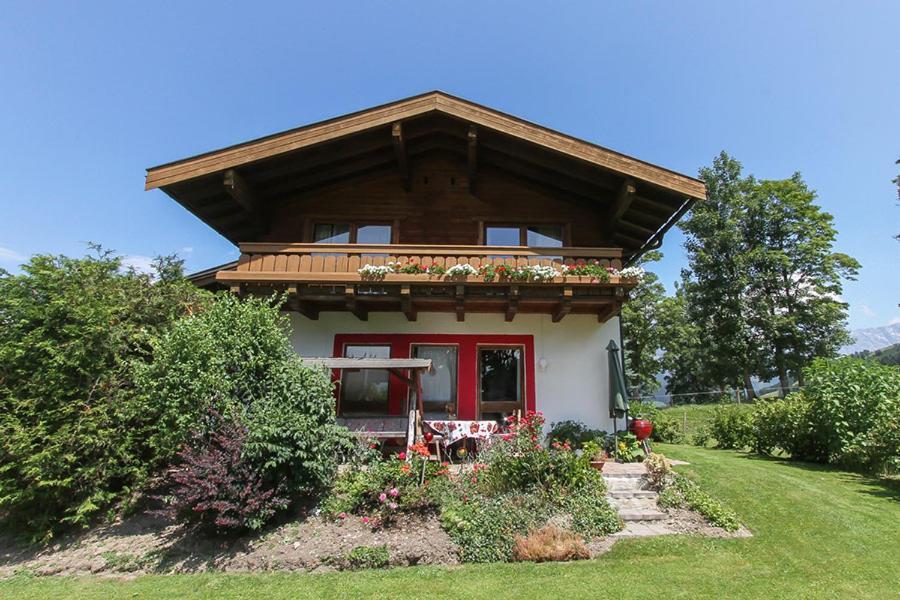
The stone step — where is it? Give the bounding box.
[618,509,667,522]
[608,497,659,510]
[603,478,650,491]
[608,490,657,499]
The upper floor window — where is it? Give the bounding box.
[313,222,393,244]
[484,224,564,247]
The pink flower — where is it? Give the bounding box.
[388,502,398,510]
[389,487,399,497]
[398,452,407,460]
[338,512,347,520]
[361,516,369,524]
[378,492,387,503]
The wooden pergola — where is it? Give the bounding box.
[302,356,433,420]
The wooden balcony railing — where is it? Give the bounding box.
[215,243,628,286]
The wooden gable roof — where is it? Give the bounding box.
[146,91,705,255]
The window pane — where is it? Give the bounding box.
[357,225,392,244]
[413,345,458,418]
[526,225,563,247]
[479,348,522,403]
[485,226,520,246]
[340,345,390,416]
[314,223,350,244]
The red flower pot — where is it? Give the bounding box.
[630,419,654,441]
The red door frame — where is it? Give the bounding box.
[333,334,536,420]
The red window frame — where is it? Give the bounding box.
[333,334,536,419]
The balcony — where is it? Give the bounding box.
[216,243,636,322]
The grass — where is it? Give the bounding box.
[659,402,755,439]
[2,445,898,599]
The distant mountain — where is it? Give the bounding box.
[842,323,900,355]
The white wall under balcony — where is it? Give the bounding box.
[289,312,623,434]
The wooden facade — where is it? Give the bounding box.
[146,92,705,323]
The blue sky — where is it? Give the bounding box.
[1,1,897,329]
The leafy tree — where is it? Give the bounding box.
[0,249,209,540]
[621,251,666,396]
[744,175,859,389]
[681,152,759,397]
[657,282,710,400]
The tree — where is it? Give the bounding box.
[621,251,666,397]
[657,282,711,400]
[744,175,859,390]
[680,152,760,397]
[0,248,209,540]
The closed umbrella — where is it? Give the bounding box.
[606,340,629,424]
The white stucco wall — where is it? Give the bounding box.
[289,312,623,434]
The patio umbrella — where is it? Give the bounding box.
[606,340,629,421]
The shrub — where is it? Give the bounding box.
[322,443,448,523]
[440,490,554,563]
[750,397,813,457]
[547,420,606,449]
[159,411,289,534]
[702,405,754,450]
[657,473,741,532]
[137,294,341,519]
[512,525,590,562]
[607,432,643,462]
[0,250,209,540]
[347,545,390,569]
[799,358,900,472]
[643,452,671,489]
[651,414,685,443]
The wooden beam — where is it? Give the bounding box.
[455,285,465,322]
[505,285,519,322]
[345,285,368,321]
[223,169,265,232]
[552,286,573,323]
[392,122,410,191]
[401,285,417,321]
[467,125,478,193]
[597,303,618,323]
[604,178,636,237]
[288,284,319,320]
[229,283,243,296]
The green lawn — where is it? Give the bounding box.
[2,445,898,599]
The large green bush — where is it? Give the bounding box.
[0,251,209,540]
[798,357,899,472]
[138,294,341,508]
[696,358,900,474]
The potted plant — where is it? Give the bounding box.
[582,440,608,471]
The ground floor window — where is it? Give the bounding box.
[339,344,390,416]
[332,334,535,420]
[412,345,458,419]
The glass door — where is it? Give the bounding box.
[477,346,524,421]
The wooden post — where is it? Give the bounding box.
[414,368,425,417]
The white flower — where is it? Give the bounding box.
[445,263,479,277]
[522,265,562,282]
[358,264,397,278]
[613,266,645,281]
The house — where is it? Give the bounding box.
[145,92,705,435]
